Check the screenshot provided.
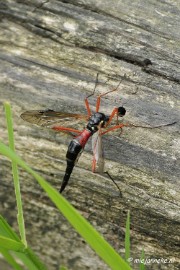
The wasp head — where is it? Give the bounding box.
[118,107,126,117]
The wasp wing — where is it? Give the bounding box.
[92,130,104,173]
[21,109,88,136]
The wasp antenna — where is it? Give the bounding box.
[86,73,100,99]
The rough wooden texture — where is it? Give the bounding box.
[0,1,180,270]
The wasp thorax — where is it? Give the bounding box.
[87,112,109,133]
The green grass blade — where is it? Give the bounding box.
[0,236,24,251]
[4,102,27,247]
[139,249,145,270]
[125,210,130,263]
[0,248,24,270]
[0,141,131,270]
[0,215,21,241]
[0,215,48,270]
[13,250,44,270]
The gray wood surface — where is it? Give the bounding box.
[0,1,180,270]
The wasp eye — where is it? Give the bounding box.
[118,107,126,117]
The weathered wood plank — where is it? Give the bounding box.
[0,1,180,270]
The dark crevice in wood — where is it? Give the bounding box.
[16,0,177,45]
[31,1,50,13]
[33,24,59,35]
[141,68,180,84]
[1,3,179,85]
[75,44,180,84]
[55,0,177,41]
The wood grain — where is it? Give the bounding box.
[0,1,180,270]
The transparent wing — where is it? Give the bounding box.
[20,109,89,136]
[92,130,104,173]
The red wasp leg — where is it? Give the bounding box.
[84,98,92,117]
[101,123,129,135]
[52,126,82,134]
[84,73,99,117]
[96,80,122,112]
[104,108,119,127]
